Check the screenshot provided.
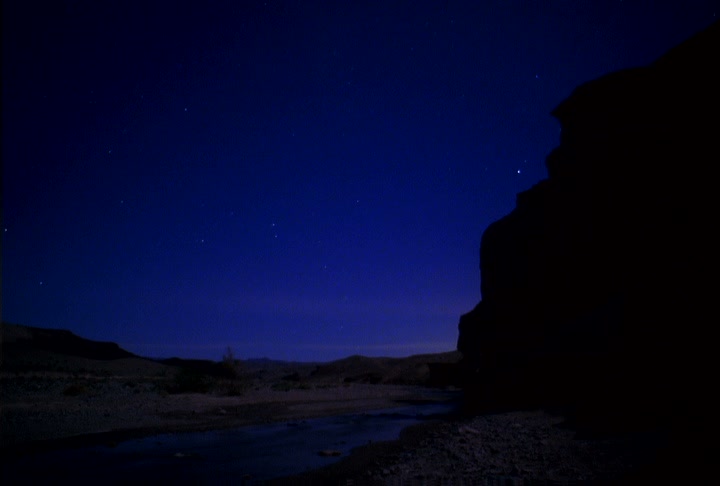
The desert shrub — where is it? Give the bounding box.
[123,380,145,394]
[343,372,384,384]
[63,384,88,396]
[271,380,311,391]
[218,380,246,396]
[271,381,295,391]
[216,347,242,379]
[166,368,212,394]
[315,383,340,389]
[160,348,246,394]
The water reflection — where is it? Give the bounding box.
[3,400,459,485]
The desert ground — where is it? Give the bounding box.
[0,323,681,484]
[1,324,455,450]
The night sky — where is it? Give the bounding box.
[2,1,717,362]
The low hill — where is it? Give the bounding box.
[311,352,461,385]
[0,323,171,376]
[2,322,136,360]
[1,323,460,386]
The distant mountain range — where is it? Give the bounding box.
[0,323,461,386]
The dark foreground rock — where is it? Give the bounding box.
[456,19,719,478]
[275,409,682,485]
[270,23,720,485]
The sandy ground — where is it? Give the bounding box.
[0,372,443,452]
[1,370,681,485]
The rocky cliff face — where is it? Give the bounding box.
[457,21,719,434]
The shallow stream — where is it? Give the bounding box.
[3,397,460,484]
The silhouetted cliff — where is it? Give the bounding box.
[458,19,719,444]
[1,322,137,366]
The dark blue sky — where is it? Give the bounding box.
[3,1,717,361]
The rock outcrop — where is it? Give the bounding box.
[457,20,719,438]
[1,322,137,362]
